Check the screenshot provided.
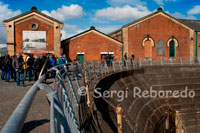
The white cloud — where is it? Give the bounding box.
[96,26,121,34]
[154,0,177,5]
[187,5,200,15]
[0,2,21,44]
[61,27,86,40]
[94,5,151,22]
[63,24,78,31]
[107,0,146,6]
[42,4,83,21]
[166,11,196,20]
[0,44,7,48]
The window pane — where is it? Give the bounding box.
[157,40,165,56]
[169,40,175,57]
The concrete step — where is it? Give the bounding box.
[144,72,200,80]
[148,77,200,85]
[152,83,200,90]
[144,65,200,74]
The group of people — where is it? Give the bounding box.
[0,53,68,87]
[100,53,114,66]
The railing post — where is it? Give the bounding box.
[131,58,134,69]
[139,57,142,67]
[190,57,192,65]
[160,57,163,65]
[112,60,116,72]
[180,57,182,65]
[150,57,152,66]
[119,60,122,71]
[90,60,96,80]
[170,58,173,66]
[199,57,200,65]
[116,104,123,133]
[125,58,128,70]
[97,60,104,75]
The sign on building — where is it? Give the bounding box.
[23,31,46,50]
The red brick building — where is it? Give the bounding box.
[3,7,63,56]
[62,26,122,63]
[110,8,200,60]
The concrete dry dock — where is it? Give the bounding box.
[0,77,50,132]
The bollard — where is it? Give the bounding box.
[116,104,123,133]
[84,71,91,112]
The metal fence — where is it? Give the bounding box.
[1,56,200,133]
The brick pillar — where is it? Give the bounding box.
[122,27,129,57]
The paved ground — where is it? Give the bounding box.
[0,74,50,132]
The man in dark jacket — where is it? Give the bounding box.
[0,55,5,80]
[12,53,25,86]
[33,55,42,81]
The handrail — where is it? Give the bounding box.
[1,75,45,133]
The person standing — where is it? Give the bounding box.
[12,53,25,87]
[100,55,105,66]
[49,54,57,77]
[0,55,5,80]
[57,54,67,68]
[131,54,135,67]
[124,53,128,66]
[26,54,34,81]
[11,55,17,82]
[33,55,42,81]
[2,54,11,82]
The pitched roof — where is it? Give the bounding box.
[62,26,122,45]
[178,19,200,32]
[3,7,63,24]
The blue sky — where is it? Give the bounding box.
[1,0,200,47]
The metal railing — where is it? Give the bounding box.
[2,56,200,133]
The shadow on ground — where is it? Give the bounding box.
[21,119,49,132]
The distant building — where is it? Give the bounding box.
[62,26,122,63]
[3,7,64,56]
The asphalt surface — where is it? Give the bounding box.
[0,73,50,132]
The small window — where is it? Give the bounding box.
[30,23,38,30]
[157,40,165,56]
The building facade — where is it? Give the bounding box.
[3,7,63,56]
[110,8,200,60]
[62,27,122,63]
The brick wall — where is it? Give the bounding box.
[14,18,54,54]
[127,14,190,58]
[63,31,122,61]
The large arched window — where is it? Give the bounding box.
[169,40,175,57]
[157,40,165,56]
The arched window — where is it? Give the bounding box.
[167,36,178,57]
[157,40,165,56]
[142,35,154,58]
[144,40,152,57]
[169,40,175,57]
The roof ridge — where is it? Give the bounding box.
[3,7,63,24]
